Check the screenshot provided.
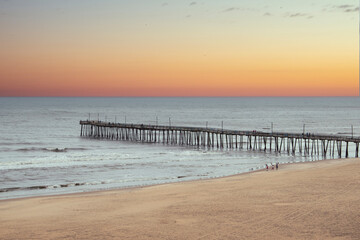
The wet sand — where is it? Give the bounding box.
[1,158,360,239]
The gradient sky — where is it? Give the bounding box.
[0,0,358,96]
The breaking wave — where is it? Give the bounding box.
[15,147,87,153]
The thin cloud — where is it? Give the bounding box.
[289,13,307,17]
[344,7,359,12]
[189,2,197,6]
[285,12,313,19]
[337,5,354,9]
[223,7,239,12]
[222,6,259,13]
[324,4,359,13]
[263,12,272,17]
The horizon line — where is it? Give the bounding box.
[1,95,359,98]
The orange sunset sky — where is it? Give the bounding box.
[0,0,358,96]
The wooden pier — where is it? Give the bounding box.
[80,120,360,158]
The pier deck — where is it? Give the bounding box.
[80,120,360,158]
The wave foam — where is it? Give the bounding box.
[15,147,87,153]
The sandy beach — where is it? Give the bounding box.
[1,158,360,240]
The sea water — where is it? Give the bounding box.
[1,97,360,200]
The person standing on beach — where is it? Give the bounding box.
[266,164,268,171]
[276,162,279,170]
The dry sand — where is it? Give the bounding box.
[1,158,360,240]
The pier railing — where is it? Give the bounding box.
[80,120,360,158]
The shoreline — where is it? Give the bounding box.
[0,156,336,203]
[1,157,359,239]
[0,156,340,203]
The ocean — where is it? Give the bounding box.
[1,97,359,200]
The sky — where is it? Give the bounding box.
[0,0,358,96]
